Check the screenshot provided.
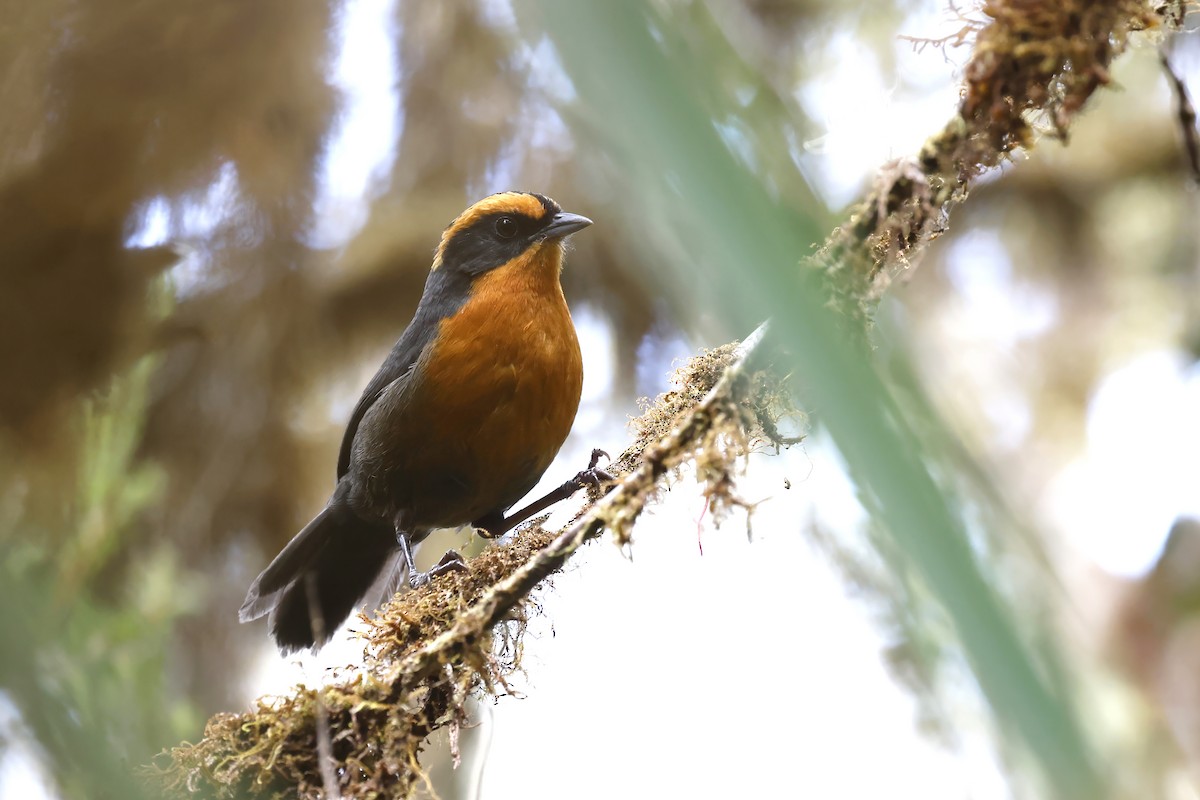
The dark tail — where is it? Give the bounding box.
[239,501,397,653]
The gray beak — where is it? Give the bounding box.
[541,211,593,239]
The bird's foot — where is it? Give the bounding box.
[470,449,615,540]
[571,448,615,488]
[407,549,468,589]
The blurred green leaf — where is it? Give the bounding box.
[527,1,1103,796]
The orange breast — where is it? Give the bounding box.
[395,241,583,526]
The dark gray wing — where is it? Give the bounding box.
[336,269,470,479]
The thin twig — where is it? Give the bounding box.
[305,573,342,800]
[1160,48,1200,185]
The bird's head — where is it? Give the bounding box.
[431,191,592,278]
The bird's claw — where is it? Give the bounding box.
[433,549,469,574]
[466,448,615,541]
[573,448,614,488]
[573,466,615,486]
[408,549,469,588]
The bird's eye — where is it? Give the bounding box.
[494,216,518,239]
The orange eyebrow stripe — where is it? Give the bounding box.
[431,192,549,270]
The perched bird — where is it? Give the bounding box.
[240,192,593,652]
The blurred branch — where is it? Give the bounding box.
[816,0,1176,316]
[1160,48,1200,185]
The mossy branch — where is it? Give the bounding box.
[817,0,1179,320]
[145,325,796,799]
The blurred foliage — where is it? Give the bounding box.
[0,0,1198,798]
[0,349,198,799]
[525,1,1124,795]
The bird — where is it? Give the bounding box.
[239,191,594,652]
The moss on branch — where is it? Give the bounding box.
[145,325,798,799]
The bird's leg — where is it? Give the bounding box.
[395,521,467,589]
[475,448,614,539]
